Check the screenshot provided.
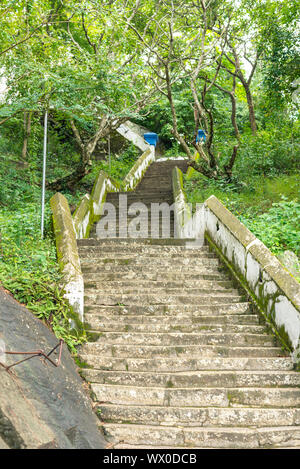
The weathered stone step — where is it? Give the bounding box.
[82,264,224,275]
[104,197,174,205]
[92,233,177,240]
[84,293,245,306]
[85,287,240,298]
[84,369,300,388]
[80,257,220,267]
[107,191,173,197]
[86,322,264,334]
[103,198,175,205]
[100,423,300,448]
[82,342,284,358]
[92,331,275,346]
[80,251,217,261]
[97,208,175,214]
[94,219,175,226]
[78,238,197,247]
[91,383,300,408]
[84,303,253,316]
[78,244,209,253]
[98,404,300,428]
[78,355,293,372]
[84,271,229,282]
[83,280,235,292]
[113,443,300,448]
[86,319,264,334]
[84,313,260,326]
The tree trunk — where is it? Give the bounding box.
[245,85,257,135]
[224,145,239,179]
[230,93,240,141]
[238,75,257,135]
[46,160,91,192]
[47,117,111,192]
[21,111,32,160]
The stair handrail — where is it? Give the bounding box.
[50,146,155,320]
[73,146,154,239]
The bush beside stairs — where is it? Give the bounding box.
[77,160,300,449]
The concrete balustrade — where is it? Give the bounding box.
[50,146,153,321]
[173,167,300,363]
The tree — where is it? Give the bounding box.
[1,0,156,189]
[127,0,241,179]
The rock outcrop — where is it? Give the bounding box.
[0,286,106,449]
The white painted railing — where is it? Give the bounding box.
[172,166,300,363]
[51,145,155,320]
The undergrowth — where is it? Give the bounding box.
[0,143,140,353]
[0,203,87,353]
[184,171,300,258]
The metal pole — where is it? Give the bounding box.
[41,110,48,238]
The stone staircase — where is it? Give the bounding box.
[77,160,300,449]
[90,159,188,239]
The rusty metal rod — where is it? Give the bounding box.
[0,339,64,371]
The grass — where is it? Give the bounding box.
[0,140,141,353]
[184,171,300,259]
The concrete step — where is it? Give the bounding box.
[106,194,174,200]
[78,355,293,372]
[79,250,217,260]
[104,197,175,205]
[78,238,197,247]
[83,271,229,282]
[83,369,300,388]
[84,293,245,306]
[92,233,177,240]
[78,244,209,253]
[81,259,222,276]
[98,404,300,428]
[84,303,253,316]
[85,320,265,334]
[84,286,240,297]
[113,443,300,448]
[81,343,284,358]
[80,258,220,268]
[83,280,236,292]
[81,264,224,275]
[92,331,275,347]
[94,217,175,225]
[100,423,300,448]
[91,383,300,408]
[84,313,260,325]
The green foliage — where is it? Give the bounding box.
[80,143,140,190]
[234,124,300,177]
[138,82,195,148]
[0,156,86,353]
[239,199,300,256]
[184,171,300,260]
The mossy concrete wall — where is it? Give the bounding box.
[172,167,204,241]
[117,121,150,152]
[204,196,300,363]
[175,171,300,363]
[186,151,200,179]
[123,147,155,190]
[73,194,92,240]
[51,147,156,322]
[91,171,120,222]
[73,148,155,240]
[50,193,84,321]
